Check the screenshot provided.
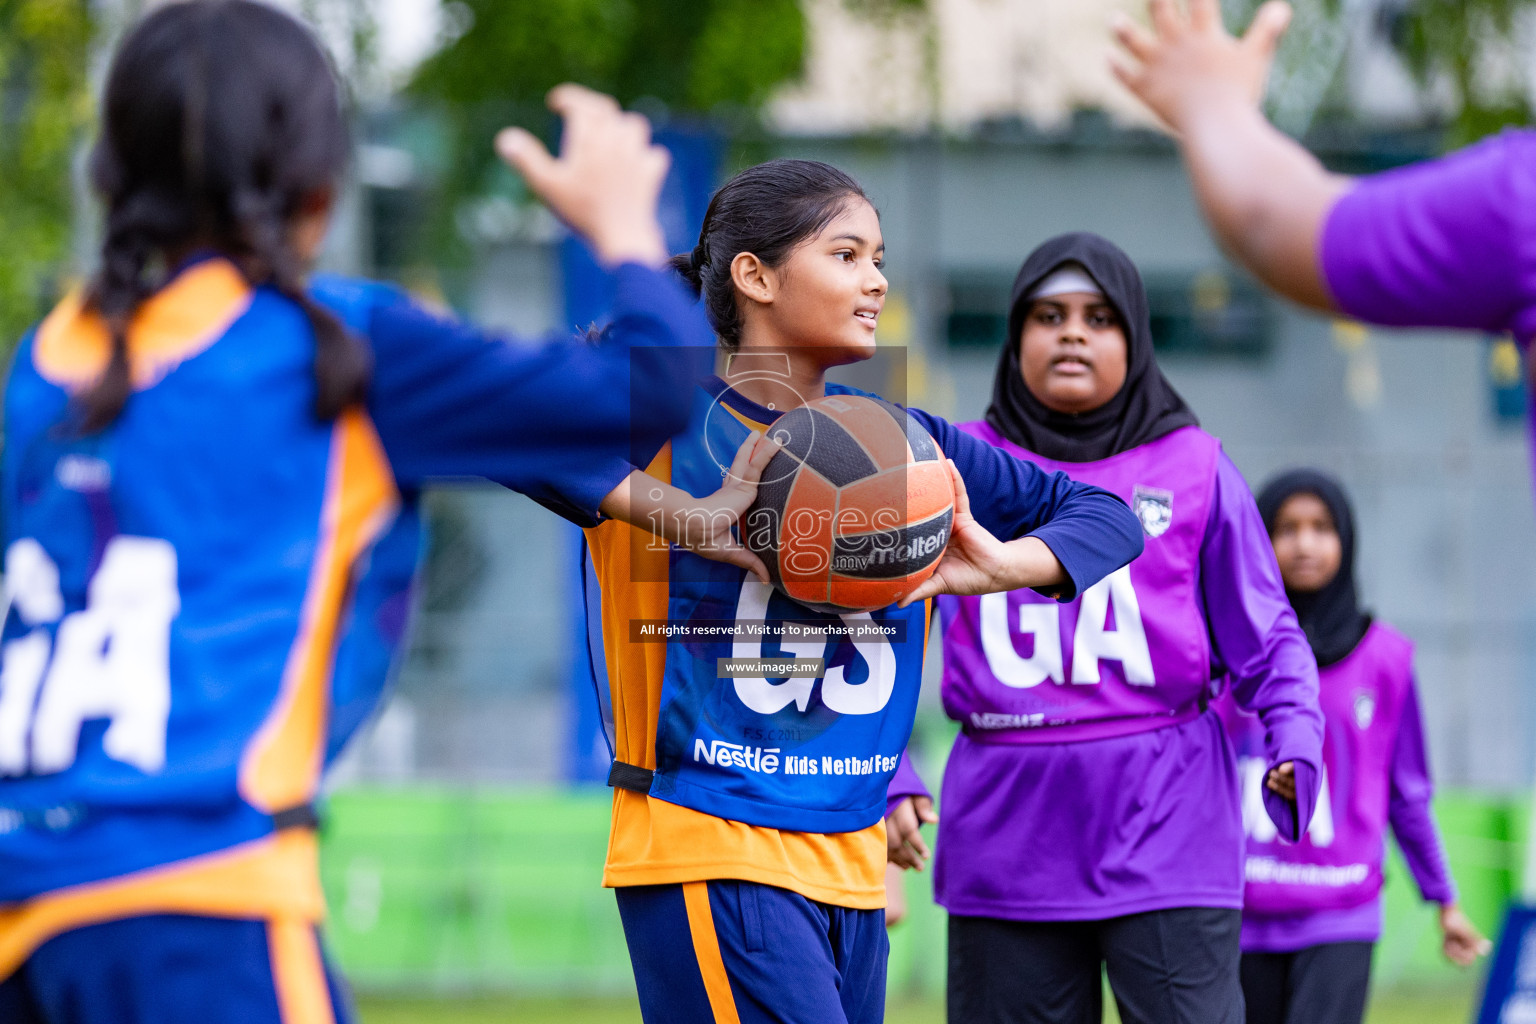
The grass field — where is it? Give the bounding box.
[356,986,1478,1023]
[330,787,1501,1024]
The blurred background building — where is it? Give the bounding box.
[6,0,1536,1005]
[291,0,1536,795]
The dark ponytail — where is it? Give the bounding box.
[668,242,709,293]
[675,159,870,350]
[78,0,369,433]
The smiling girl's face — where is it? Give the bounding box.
[732,198,887,371]
[1017,291,1129,414]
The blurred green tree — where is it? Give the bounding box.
[412,0,806,127]
[0,0,92,350]
[1228,0,1536,146]
[405,0,806,269]
[1389,0,1536,145]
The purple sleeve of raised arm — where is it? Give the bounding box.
[1202,453,1324,842]
[885,751,931,819]
[359,262,712,519]
[1388,680,1458,904]
[1320,130,1536,340]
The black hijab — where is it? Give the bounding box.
[986,232,1199,463]
[1255,469,1372,667]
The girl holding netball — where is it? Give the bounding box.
[575,160,1145,1024]
[1222,470,1487,1024]
[924,232,1323,1024]
[0,2,714,1020]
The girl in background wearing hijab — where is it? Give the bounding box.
[907,233,1324,1024]
[1220,470,1488,1024]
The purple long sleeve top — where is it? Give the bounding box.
[927,434,1322,920]
[1229,624,1455,951]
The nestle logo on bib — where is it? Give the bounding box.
[694,739,780,774]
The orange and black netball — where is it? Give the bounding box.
[744,394,954,614]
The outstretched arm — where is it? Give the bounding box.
[1109,0,1347,310]
[351,85,714,519]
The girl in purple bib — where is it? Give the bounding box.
[910,232,1325,1024]
[1221,470,1488,1024]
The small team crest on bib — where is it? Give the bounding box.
[1132,485,1174,538]
[1352,692,1376,730]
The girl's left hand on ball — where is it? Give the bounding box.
[900,462,1006,605]
[900,461,1068,606]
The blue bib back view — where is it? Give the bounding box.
[0,256,711,981]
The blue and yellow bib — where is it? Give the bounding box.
[596,379,929,834]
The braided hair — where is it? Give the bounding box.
[668,159,870,351]
[78,0,370,433]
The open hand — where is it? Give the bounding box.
[887,795,939,871]
[495,84,670,267]
[1109,0,1292,132]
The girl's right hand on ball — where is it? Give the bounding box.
[597,433,778,582]
[678,431,779,582]
[495,84,670,268]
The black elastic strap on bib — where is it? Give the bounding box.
[1198,689,1210,714]
[607,761,654,793]
[272,802,319,831]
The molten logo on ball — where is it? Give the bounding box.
[744,395,955,614]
